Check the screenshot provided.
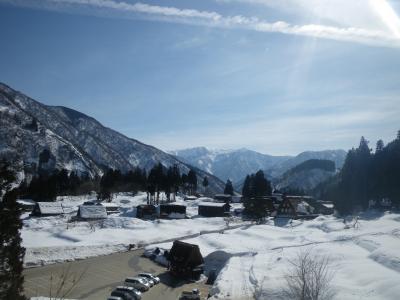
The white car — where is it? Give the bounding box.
[124,277,150,292]
[138,273,161,284]
[114,286,142,299]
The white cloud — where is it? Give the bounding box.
[3,0,400,48]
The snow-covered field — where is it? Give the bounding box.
[22,193,400,299]
[147,212,400,300]
[22,193,241,266]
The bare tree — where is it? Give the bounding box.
[48,265,87,300]
[282,249,336,300]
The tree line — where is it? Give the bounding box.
[319,131,400,214]
[20,162,205,204]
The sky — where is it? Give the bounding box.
[0,0,400,155]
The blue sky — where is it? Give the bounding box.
[1,0,400,155]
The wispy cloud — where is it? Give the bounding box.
[139,94,400,155]
[3,0,400,48]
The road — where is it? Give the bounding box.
[24,249,210,300]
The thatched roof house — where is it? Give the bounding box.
[168,240,204,279]
[277,196,315,218]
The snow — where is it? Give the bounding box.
[21,192,400,300]
[146,211,400,300]
[198,202,227,208]
[22,192,238,266]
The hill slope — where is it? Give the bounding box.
[275,159,337,191]
[0,82,224,192]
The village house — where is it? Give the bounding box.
[198,202,230,217]
[76,205,107,220]
[214,194,232,203]
[136,204,157,219]
[168,240,204,280]
[31,202,64,217]
[277,196,316,219]
[159,203,186,219]
[101,202,120,214]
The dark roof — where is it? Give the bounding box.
[169,240,204,267]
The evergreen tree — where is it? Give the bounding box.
[187,169,197,195]
[0,162,26,300]
[202,176,209,189]
[98,169,115,202]
[202,176,209,195]
[242,170,272,220]
[148,163,165,204]
[326,131,400,214]
[224,179,234,195]
[375,139,384,153]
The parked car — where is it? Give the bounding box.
[140,277,154,287]
[114,286,142,300]
[110,290,135,300]
[107,296,123,300]
[138,273,161,284]
[123,277,150,292]
[179,289,200,300]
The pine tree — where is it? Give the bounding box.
[0,162,26,300]
[375,139,384,153]
[224,179,234,195]
[242,171,272,220]
[202,176,209,189]
[187,169,197,195]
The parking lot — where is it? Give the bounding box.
[24,249,210,300]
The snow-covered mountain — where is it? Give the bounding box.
[0,82,224,192]
[170,147,291,183]
[274,159,338,191]
[174,147,347,192]
[267,149,347,178]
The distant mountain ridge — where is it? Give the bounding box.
[170,147,291,183]
[0,82,224,192]
[172,147,347,191]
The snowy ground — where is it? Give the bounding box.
[22,193,400,299]
[147,212,400,300]
[22,192,242,266]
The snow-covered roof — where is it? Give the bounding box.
[198,202,228,208]
[17,199,36,206]
[101,202,120,208]
[78,205,107,219]
[197,197,214,202]
[36,202,64,215]
[214,194,232,198]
